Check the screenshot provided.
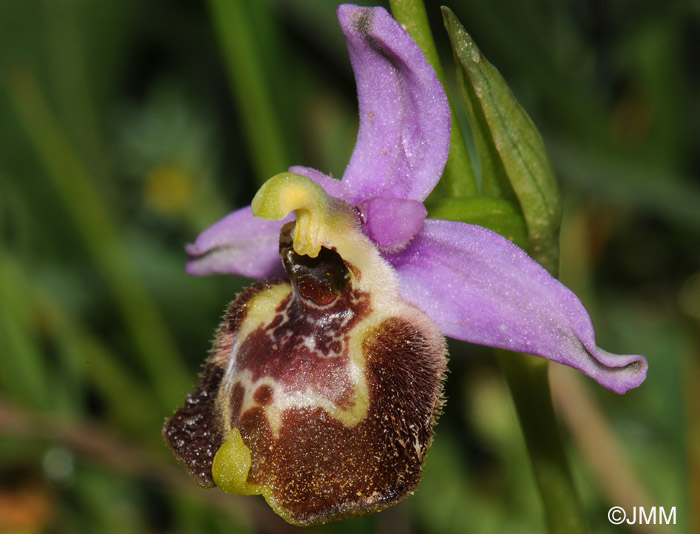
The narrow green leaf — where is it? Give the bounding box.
[442,7,562,275]
[441,12,588,534]
[39,295,161,438]
[427,196,528,249]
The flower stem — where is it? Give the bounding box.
[388,0,478,198]
[497,351,589,534]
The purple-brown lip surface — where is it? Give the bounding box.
[165,222,448,526]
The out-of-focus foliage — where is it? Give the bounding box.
[0,0,697,532]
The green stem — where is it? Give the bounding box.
[388,0,477,198]
[208,0,291,185]
[497,351,589,534]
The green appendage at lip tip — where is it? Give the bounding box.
[211,428,259,496]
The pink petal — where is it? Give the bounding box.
[185,206,287,279]
[388,219,648,394]
[358,197,427,252]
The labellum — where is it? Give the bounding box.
[164,174,448,526]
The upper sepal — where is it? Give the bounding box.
[337,4,450,203]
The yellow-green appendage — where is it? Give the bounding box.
[212,429,259,496]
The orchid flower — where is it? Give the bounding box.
[164,4,648,527]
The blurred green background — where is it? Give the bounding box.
[0,0,697,532]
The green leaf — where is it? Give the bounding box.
[442,8,562,275]
[427,196,528,250]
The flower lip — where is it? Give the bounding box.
[171,182,449,525]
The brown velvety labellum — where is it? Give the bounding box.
[164,225,447,526]
[162,362,224,487]
[238,316,446,525]
[163,281,278,487]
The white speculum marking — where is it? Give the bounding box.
[217,275,410,439]
[218,293,357,437]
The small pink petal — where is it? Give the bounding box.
[358,197,427,252]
